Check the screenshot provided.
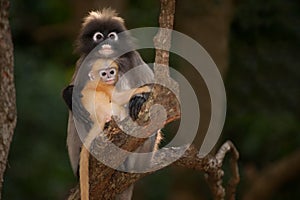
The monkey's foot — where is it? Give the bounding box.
[129,92,150,121]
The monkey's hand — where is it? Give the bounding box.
[62,85,93,131]
[129,92,150,121]
[62,85,74,111]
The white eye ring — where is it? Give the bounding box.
[93,32,104,42]
[109,68,116,75]
[99,70,107,78]
[108,32,118,41]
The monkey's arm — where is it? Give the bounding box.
[112,85,151,106]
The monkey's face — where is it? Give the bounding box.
[77,18,130,57]
[98,67,118,85]
[88,59,119,85]
[88,67,118,85]
[95,32,119,57]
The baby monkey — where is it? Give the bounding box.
[79,58,151,200]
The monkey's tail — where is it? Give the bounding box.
[79,125,103,200]
[80,146,90,200]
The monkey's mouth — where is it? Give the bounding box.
[105,78,115,85]
[99,44,114,56]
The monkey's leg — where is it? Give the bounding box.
[120,130,162,172]
[115,131,162,200]
[112,86,151,106]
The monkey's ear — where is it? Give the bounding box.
[88,72,95,81]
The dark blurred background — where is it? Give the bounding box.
[3,0,300,199]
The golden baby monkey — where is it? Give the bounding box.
[80,59,151,200]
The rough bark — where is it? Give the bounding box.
[0,0,17,198]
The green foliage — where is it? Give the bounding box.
[10,0,70,25]
[126,0,160,27]
[3,47,75,200]
[224,0,300,198]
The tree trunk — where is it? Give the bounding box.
[0,0,17,198]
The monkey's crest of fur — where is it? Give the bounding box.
[82,8,125,27]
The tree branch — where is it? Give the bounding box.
[214,141,240,200]
[173,141,240,200]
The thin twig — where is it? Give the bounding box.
[215,141,240,200]
[173,141,240,200]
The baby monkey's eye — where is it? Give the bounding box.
[109,68,116,75]
[108,32,118,41]
[100,71,107,77]
[93,32,104,42]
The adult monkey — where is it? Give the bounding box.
[62,8,161,199]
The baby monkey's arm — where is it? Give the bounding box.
[112,85,151,106]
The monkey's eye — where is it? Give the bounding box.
[99,70,107,77]
[109,68,116,75]
[93,32,104,42]
[108,32,118,41]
